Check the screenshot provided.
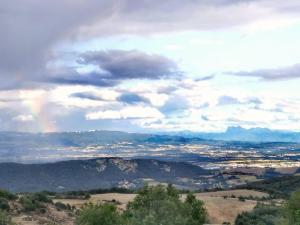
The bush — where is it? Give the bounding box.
[55,202,71,211]
[238,196,245,202]
[19,192,52,212]
[76,203,124,225]
[0,199,9,211]
[235,203,282,225]
[0,210,11,225]
[0,190,17,201]
[31,192,52,203]
[19,196,41,212]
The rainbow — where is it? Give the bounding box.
[23,95,57,133]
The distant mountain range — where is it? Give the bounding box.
[164,126,300,143]
[0,158,210,192]
[0,126,300,148]
[0,130,192,148]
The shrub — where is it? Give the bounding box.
[19,196,40,212]
[0,199,9,211]
[0,190,17,201]
[235,203,282,225]
[76,203,124,225]
[31,192,52,203]
[238,196,245,202]
[19,192,52,212]
[0,210,11,225]
[55,202,70,211]
[19,195,47,212]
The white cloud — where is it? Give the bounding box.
[86,106,164,120]
[13,114,34,122]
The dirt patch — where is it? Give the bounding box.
[11,204,74,225]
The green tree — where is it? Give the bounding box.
[125,185,207,225]
[76,203,124,225]
[235,203,282,225]
[285,190,300,225]
[77,185,207,225]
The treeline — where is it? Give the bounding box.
[45,187,134,200]
[241,175,300,199]
[45,186,193,200]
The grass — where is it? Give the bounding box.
[54,189,268,224]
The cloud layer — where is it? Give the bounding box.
[1,0,300,89]
[229,64,300,80]
[1,0,300,132]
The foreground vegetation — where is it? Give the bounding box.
[243,175,300,199]
[77,184,207,225]
[235,189,300,225]
[1,183,300,225]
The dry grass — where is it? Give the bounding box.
[194,189,268,198]
[53,193,137,210]
[196,196,257,224]
[53,189,267,224]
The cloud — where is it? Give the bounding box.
[218,95,241,105]
[86,106,164,120]
[1,0,300,90]
[228,64,300,80]
[47,70,118,87]
[159,96,189,115]
[194,75,215,82]
[0,98,22,103]
[78,50,181,80]
[218,95,264,106]
[43,50,182,88]
[70,92,105,101]
[12,114,34,122]
[117,93,149,105]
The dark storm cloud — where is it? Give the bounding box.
[229,64,300,81]
[0,0,113,89]
[1,0,300,89]
[49,71,118,87]
[79,50,182,80]
[46,50,181,87]
[117,93,149,105]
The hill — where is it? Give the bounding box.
[242,175,300,198]
[0,158,211,193]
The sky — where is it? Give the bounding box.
[1,0,300,133]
